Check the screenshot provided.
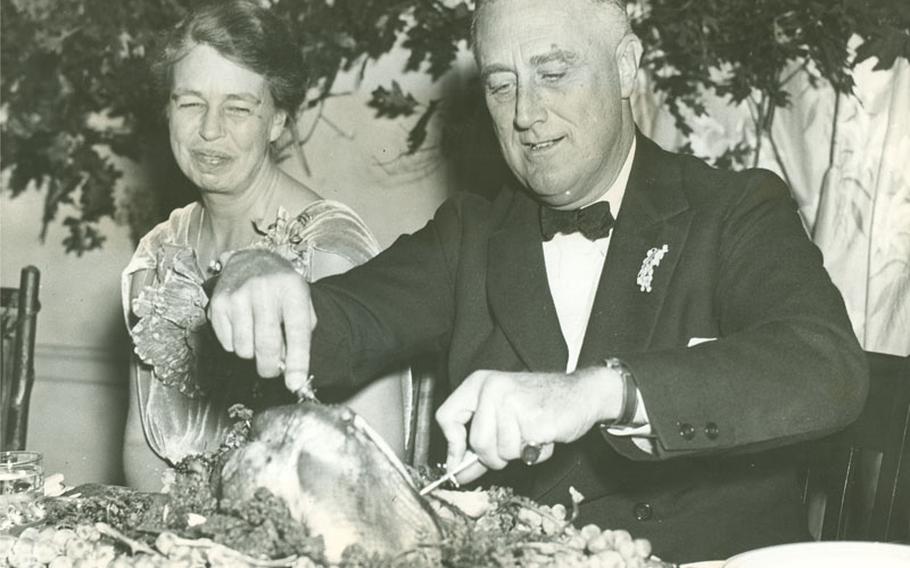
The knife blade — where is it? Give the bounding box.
[418,451,480,496]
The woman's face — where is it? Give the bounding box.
[168,44,286,195]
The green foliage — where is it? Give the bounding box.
[0,0,472,254]
[850,0,910,70]
[1,0,182,253]
[368,81,421,118]
[1,0,907,253]
[200,487,326,561]
[630,0,907,176]
[637,0,859,135]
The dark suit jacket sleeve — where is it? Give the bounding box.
[614,170,868,459]
[307,198,465,389]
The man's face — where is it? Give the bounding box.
[168,44,285,196]
[475,0,639,209]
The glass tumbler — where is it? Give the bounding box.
[0,451,45,530]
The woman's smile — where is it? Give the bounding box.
[191,149,233,169]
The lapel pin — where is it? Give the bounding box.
[637,244,670,293]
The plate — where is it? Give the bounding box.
[724,541,910,568]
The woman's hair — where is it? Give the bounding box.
[151,0,307,115]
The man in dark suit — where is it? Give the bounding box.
[209,0,868,561]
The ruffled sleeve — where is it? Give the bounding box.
[121,204,199,327]
[122,203,235,463]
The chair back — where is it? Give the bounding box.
[807,351,910,543]
[405,351,442,468]
[1,266,41,451]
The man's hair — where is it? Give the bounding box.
[471,0,632,51]
[150,0,307,115]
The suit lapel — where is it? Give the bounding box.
[578,135,693,366]
[487,189,568,372]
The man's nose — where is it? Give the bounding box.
[514,85,547,130]
[199,107,225,141]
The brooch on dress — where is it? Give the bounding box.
[250,206,310,273]
[636,244,670,293]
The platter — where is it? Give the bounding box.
[0,484,677,567]
[723,541,910,568]
[1,403,677,567]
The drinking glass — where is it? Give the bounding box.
[0,451,45,530]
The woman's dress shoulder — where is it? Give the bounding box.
[141,202,199,246]
[125,203,200,274]
[294,199,381,266]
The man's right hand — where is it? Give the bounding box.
[208,249,316,394]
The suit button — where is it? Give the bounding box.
[705,422,719,440]
[679,422,696,440]
[633,502,653,521]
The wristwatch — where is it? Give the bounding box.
[601,357,638,426]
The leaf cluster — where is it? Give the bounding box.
[43,484,161,531]
[198,487,326,561]
[1,0,187,253]
[0,0,472,254]
[635,0,876,137]
[1,0,907,253]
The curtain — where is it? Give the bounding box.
[633,50,910,356]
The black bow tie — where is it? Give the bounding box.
[540,202,615,241]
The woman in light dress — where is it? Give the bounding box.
[121,0,406,490]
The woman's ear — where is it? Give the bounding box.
[269,109,288,143]
[615,33,643,99]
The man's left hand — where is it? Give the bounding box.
[435,367,620,484]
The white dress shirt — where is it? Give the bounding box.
[542,138,653,448]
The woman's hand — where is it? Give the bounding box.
[209,249,316,394]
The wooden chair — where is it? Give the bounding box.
[1,265,41,451]
[805,351,910,543]
[405,351,442,468]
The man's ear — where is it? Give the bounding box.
[269,109,288,143]
[615,33,643,99]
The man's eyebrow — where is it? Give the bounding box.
[480,63,515,81]
[171,89,202,99]
[529,49,579,67]
[479,49,579,80]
